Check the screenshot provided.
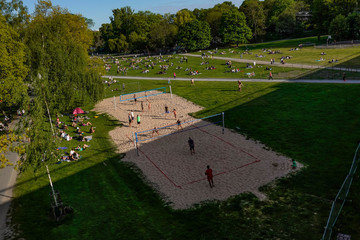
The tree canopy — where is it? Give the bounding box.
[0,14,28,107]
[178,19,211,50]
[220,9,252,45]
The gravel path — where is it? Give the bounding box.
[94,93,303,209]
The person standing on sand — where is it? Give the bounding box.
[173,109,177,119]
[141,101,144,112]
[128,113,132,127]
[147,101,151,111]
[177,119,183,130]
[188,137,195,154]
[136,114,141,126]
[205,165,214,188]
[130,111,135,121]
[152,127,159,137]
[133,94,137,103]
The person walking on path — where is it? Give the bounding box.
[173,72,176,79]
[188,137,195,154]
[205,165,214,188]
[238,80,243,92]
[268,71,273,80]
[191,78,195,86]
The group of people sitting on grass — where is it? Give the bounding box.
[59,144,89,162]
[189,70,200,75]
[56,113,95,143]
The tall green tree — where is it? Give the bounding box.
[329,14,349,41]
[0,14,28,107]
[174,9,195,26]
[220,9,252,46]
[239,0,266,41]
[263,0,294,31]
[204,2,236,44]
[149,14,178,51]
[0,13,28,168]
[178,19,211,50]
[25,0,103,113]
[346,12,360,40]
[0,0,29,29]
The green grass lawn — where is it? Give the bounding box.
[105,55,308,80]
[103,37,360,80]
[196,36,360,68]
[11,79,360,240]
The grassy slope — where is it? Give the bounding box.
[11,80,360,240]
[106,55,307,80]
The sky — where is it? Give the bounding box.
[21,0,243,30]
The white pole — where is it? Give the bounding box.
[222,112,225,134]
[114,96,116,111]
[46,164,58,206]
[133,132,139,156]
[170,85,173,99]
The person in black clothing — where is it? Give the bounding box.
[188,137,195,155]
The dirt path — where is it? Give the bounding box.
[0,120,20,239]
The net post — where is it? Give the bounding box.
[169,85,173,99]
[114,96,116,111]
[134,132,139,156]
[222,112,225,134]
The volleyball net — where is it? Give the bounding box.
[133,112,224,155]
[119,87,167,102]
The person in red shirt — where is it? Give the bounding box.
[205,165,214,188]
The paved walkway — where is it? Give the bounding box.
[182,53,360,72]
[103,75,360,84]
[0,120,20,239]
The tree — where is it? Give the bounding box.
[178,19,211,50]
[204,2,237,44]
[108,34,128,53]
[174,9,195,26]
[149,15,178,51]
[220,9,252,46]
[0,13,27,168]
[263,0,294,31]
[239,0,266,41]
[312,0,335,35]
[25,0,103,113]
[0,14,28,107]
[275,6,297,36]
[347,12,360,40]
[0,0,30,29]
[329,14,349,41]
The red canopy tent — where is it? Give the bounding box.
[73,107,85,114]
